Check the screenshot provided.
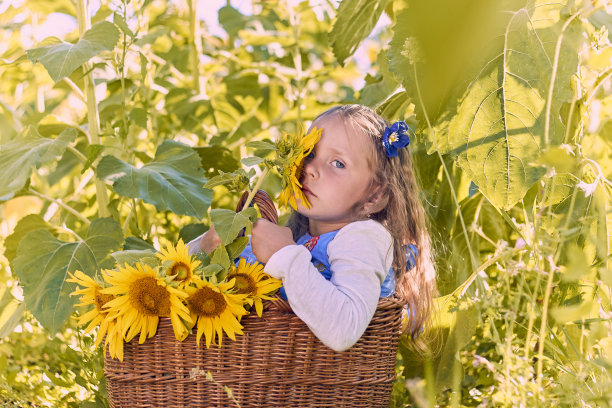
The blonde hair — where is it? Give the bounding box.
[287,104,437,352]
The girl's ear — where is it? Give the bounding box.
[363,185,388,216]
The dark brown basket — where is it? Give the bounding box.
[105,296,404,408]
[105,190,404,407]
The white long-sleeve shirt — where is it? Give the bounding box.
[187,219,393,351]
[264,220,393,351]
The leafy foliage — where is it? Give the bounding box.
[1,0,611,406]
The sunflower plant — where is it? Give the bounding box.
[68,123,317,360]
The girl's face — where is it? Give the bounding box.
[296,114,376,236]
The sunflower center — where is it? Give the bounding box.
[187,287,227,317]
[169,261,191,282]
[94,288,114,313]
[229,273,256,295]
[129,277,171,316]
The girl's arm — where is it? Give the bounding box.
[263,220,393,351]
[186,225,221,256]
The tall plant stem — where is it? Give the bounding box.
[412,64,478,271]
[543,10,582,145]
[29,188,91,225]
[188,0,204,94]
[76,0,110,218]
[119,0,129,140]
[242,167,270,210]
[288,2,303,123]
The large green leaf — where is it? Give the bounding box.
[330,0,389,66]
[25,21,119,82]
[97,140,212,219]
[358,52,400,109]
[12,218,123,335]
[434,5,581,209]
[194,145,240,178]
[4,214,53,265]
[210,207,258,246]
[387,0,506,126]
[0,127,76,200]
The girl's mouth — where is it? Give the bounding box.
[302,186,315,197]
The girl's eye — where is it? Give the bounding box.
[331,160,345,169]
[305,151,315,160]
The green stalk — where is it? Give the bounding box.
[75,0,111,218]
[29,188,91,225]
[188,0,203,94]
[413,64,478,272]
[535,172,559,396]
[288,2,303,123]
[119,0,129,139]
[543,10,581,146]
[242,167,270,209]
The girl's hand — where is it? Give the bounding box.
[199,224,222,254]
[251,219,295,263]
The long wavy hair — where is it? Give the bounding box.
[286,104,437,351]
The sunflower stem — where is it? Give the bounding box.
[29,188,91,225]
[242,167,270,210]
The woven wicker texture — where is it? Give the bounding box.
[237,190,278,225]
[105,296,404,408]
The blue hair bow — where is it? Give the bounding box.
[382,121,411,158]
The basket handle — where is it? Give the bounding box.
[236,190,278,225]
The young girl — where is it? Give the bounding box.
[189,104,436,351]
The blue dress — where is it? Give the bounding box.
[239,229,418,299]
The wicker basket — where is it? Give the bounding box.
[105,190,405,407]
[105,295,404,407]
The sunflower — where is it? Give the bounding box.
[68,271,114,343]
[156,239,200,286]
[68,270,126,361]
[185,277,248,348]
[101,263,192,344]
[227,258,282,317]
[104,318,125,361]
[277,125,321,209]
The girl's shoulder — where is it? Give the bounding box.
[333,219,392,245]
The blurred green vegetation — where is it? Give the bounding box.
[0,0,611,406]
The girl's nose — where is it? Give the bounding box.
[303,158,318,179]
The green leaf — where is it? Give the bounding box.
[12,218,123,334]
[359,52,400,108]
[0,127,76,200]
[0,302,26,338]
[210,246,231,271]
[329,0,389,66]
[113,12,134,38]
[218,6,248,38]
[204,169,250,190]
[111,249,158,268]
[439,7,581,209]
[241,156,263,167]
[376,91,413,122]
[25,21,120,82]
[433,299,479,390]
[123,236,155,251]
[202,264,224,277]
[246,141,276,152]
[179,223,207,244]
[210,209,254,246]
[83,144,104,173]
[194,145,240,178]
[5,214,54,265]
[226,236,249,260]
[97,140,212,219]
